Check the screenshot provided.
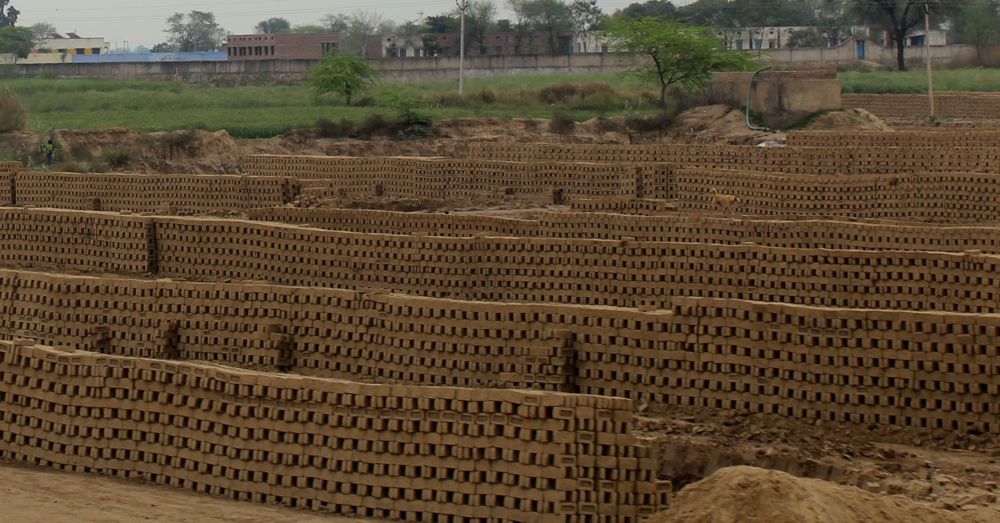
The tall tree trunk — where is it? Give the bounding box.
[895,28,907,71]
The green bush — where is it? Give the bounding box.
[102,149,133,171]
[310,55,378,105]
[0,88,27,132]
[548,113,576,135]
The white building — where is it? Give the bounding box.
[20,33,111,64]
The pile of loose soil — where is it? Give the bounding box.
[651,466,996,523]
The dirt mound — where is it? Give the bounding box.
[805,108,892,131]
[651,466,995,523]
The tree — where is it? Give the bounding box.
[569,0,606,31]
[787,28,828,48]
[255,18,291,34]
[151,42,176,53]
[292,24,327,33]
[0,26,32,59]
[618,0,678,21]
[524,0,574,53]
[30,22,57,42]
[954,0,1000,64]
[425,15,459,33]
[337,11,383,56]
[458,0,498,53]
[850,0,960,71]
[0,0,18,28]
[607,17,756,105]
[309,55,377,105]
[320,14,350,32]
[164,11,227,52]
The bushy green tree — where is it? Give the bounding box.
[310,55,378,105]
[255,18,291,34]
[0,0,18,28]
[849,0,961,71]
[165,11,227,52]
[954,0,1000,64]
[0,26,32,59]
[607,17,756,105]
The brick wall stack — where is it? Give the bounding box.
[843,92,1000,119]
[672,168,1000,222]
[247,207,1000,252]
[0,272,994,434]
[466,143,1000,175]
[0,161,19,206]
[0,208,152,273]
[243,155,658,200]
[787,130,1000,148]
[0,341,670,522]
[14,172,295,212]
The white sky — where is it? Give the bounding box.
[16,0,690,50]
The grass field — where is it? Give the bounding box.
[2,73,661,138]
[839,68,1000,94]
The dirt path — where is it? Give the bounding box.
[0,462,374,523]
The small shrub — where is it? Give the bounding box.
[355,114,391,137]
[162,130,199,151]
[434,92,464,107]
[0,88,27,132]
[548,113,576,135]
[595,117,623,133]
[539,83,580,104]
[67,143,93,161]
[354,95,377,107]
[102,149,133,171]
[315,118,354,138]
[625,111,676,132]
[476,88,498,104]
[396,108,434,139]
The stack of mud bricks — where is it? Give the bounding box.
[246,207,1000,253]
[0,275,996,435]
[788,130,1000,148]
[0,208,152,274]
[0,269,578,390]
[149,216,1000,313]
[466,142,1000,176]
[672,168,1000,222]
[246,207,539,237]
[843,93,1000,119]
[0,161,20,206]
[573,297,1000,434]
[242,155,652,201]
[6,209,1000,312]
[12,172,295,212]
[568,198,676,215]
[0,341,670,522]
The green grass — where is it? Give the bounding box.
[2,72,662,138]
[839,68,1000,94]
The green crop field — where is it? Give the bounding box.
[839,68,1000,94]
[2,72,662,138]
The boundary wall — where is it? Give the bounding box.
[3,209,1000,313]
[465,143,1000,175]
[671,168,1000,222]
[0,274,995,434]
[787,130,1000,148]
[243,156,660,201]
[843,92,1000,120]
[0,341,669,522]
[247,207,1000,252]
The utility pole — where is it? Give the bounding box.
[924,2,935,118]
[456,0,469,95]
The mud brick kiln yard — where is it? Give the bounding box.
[1,131,1000,523]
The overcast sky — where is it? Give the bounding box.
[17,0,677,50]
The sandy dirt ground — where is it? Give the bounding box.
[0,461,374,523]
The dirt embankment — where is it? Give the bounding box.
[651,466,997,523]
[0,107,889,175]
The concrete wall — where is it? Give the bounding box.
[756,40,977,69]
[707,71,842,121]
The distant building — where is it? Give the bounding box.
[20,33,110,64]
[367,31,575,58]
[73,52,228,63]
[227,33,340,60]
